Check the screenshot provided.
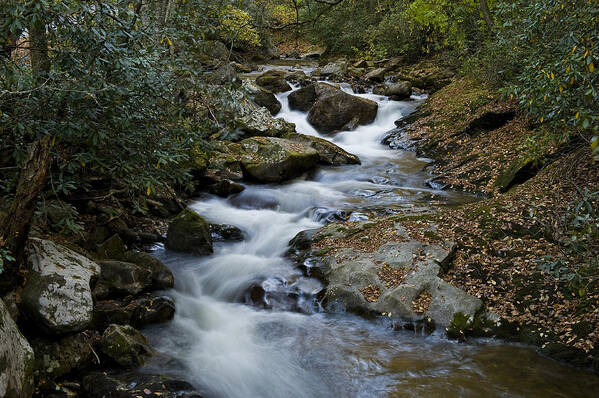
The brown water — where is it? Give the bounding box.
[143,67,599,397]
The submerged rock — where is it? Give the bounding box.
[100,324,152,367]
[82,371,203,398]
[22,238,100,334]
[166,209,213,255]
[211,224,244,242]
[0,298,35,398]
[255,69,291,93]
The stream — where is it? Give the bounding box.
[143,65,599,397]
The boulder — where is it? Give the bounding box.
[320,60,348,79]
[0,299,35,398]
[255,70,291,93]
[211,224,244,242]
[100,324,152,367]
[353,59,369,68]
[288,84,318,112]
[231,62,251,73]
[207,179,245,197]
[284,133,360,166]
[93,294,175,331]
[364,67,386,82]
[32,332,97,380]
[306,84,378,133]
[166,209,213,255]
[297,219,483,329]
[82,371,203,398]
[124,251,174,290]
[96,234,126,261]
[238,136,319,182]
[22,238,100,334]
[236,107,293,138]
[93,261,153,300]
[385,81,412,100]
[241,79,281,116]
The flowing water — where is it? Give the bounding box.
[144,66,599,397]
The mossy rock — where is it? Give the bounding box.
[166,209,213,256]
[100,324,152,367]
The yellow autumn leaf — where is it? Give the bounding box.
[575,112,580,119]
[166,37,173,46]
[540,116,544,123]
[147,185,151,196]
[51,136,56,147]
[566,65,571,73]
[590,63,595,73]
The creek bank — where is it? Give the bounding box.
[376,75,599,371]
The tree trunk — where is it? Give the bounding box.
[480,0,494,30]
[30,17,50,76]
[1,136,52,264]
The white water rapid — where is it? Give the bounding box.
[144,69,599,398]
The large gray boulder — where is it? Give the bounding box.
[320,60,348,79]
[22,238,100,334]
[299,83,378,133]
[238,136,319,182]
[364,67,387,82]
[385,81,412,100]
[297,219,483,329]
[0,299,35,398]
[255,70,291,93]
[284,133,360,166]
[166,209,213,255]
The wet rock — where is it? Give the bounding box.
[100,324,152,367]
[238,136,319,183]
[93,294,175,330]
[0,298,35,398]
[124,251,174,290]
[211,224,244,242]
[306,84,378,133]
[82,371,203,398]
[231,62,251,73]
[288,84,318,112]
[364,67,386,82]
[298,219,482,328]
[32,331,98,380]
[22,238,100,334]
[372,84,386,96]
[93,261,153,300]
[285,133,360,166]
[255,70,291,93]
[166,209,213,255]
[207,179,245,197]
[385,81,412,100]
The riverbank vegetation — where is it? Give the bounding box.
[1,0,598,395]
